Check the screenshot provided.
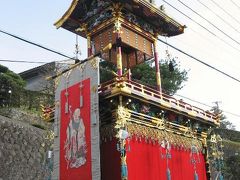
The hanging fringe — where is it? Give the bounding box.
[121,164,128,179]
[219,173,223,180]
[194,172,198,180]
[167,168,171,180]
[65,102,69,114]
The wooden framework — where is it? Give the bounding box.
[54,1,218,179]
[55,0,185,69]
[99,78,219,179]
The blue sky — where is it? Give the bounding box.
[0,0,87,70]
[1,0,240,130]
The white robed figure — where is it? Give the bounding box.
[64,107,87,169]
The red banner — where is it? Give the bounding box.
[60,78,92,180]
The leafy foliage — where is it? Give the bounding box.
[211,102,236,130]
[99,60,117,83]
[0,65,25,107]
[159,59,188,95]
[210,102,239,178]
[223,154,240,179]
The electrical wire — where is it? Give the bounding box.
[0,29,76,60]
[162,0,214,36]
[101,59,240,119]
[196,0,240,34]
[1,25,240,84]
[96,61,240,119]
[0,58,76,64]
[1,58,239,118]
[176,0,240,47]
[157,37,240,83]
[167,34,240,73]
[162,0,240,54]
[2,33,240,84]
[0,59,47,64]
[175,94,240,118]
[210,0,240,25]
[188,27,239,58]
[230,0,240,11]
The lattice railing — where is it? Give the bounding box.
[99,78,219,125]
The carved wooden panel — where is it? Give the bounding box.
[92,24,153,68]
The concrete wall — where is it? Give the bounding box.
[0,115,50,180]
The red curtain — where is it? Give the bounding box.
[101,139,121,180]
[127,137,207,180]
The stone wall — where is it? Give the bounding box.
[0,108,48,129]
[0,115,51,180]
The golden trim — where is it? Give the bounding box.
[156,72,161,86]
[188,111,197,117]
[101,123,203,150]
[90,58,98,69]
[54,0,79,28]
[100,79,218,125]
[87,35,91,49]
[160,100,172,108]
[138,0,184,29]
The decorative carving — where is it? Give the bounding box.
[114,20,122,33]
[153,119,165,129]
[111,3,123,17]
[114,105,130,180]
[115,106,131,129]
[90,58,98,69]
[125,123,203,150]
[122,10,154,33]
[209,134,224,180]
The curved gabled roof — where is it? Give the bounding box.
[55,0,185,37]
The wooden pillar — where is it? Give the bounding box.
[127,54,131,81]
[112,3,123,77]
[115,20,123,76]
[153,39,161,92]
[116,34,123,76]
[87,35,92,57]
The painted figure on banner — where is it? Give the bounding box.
[64,107,87,169]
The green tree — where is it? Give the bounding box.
[99,60,117,83]
[224,155,240,179]
[0,65,25,107]
[210,102,239,179]
[100,58,188,95]
[211,101,235,130]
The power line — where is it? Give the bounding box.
[175,94,240,118]
[230,0,240,11]
[210,0,240,26]
[162,0,214,36]
[1,34,240,84]
[169,32,240,73]
[176,0,240,47]
[188,27,237,57]
[196,0,240,34]
[0,59,47,64]
[175,94,212,108]
[157,37,240,83]
[0,29,75,60]
[0,58,75,64]
[162,0,240,54]
[1,25,240,83]
[2,58,239,118]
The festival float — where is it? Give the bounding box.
[51,0,221,179]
